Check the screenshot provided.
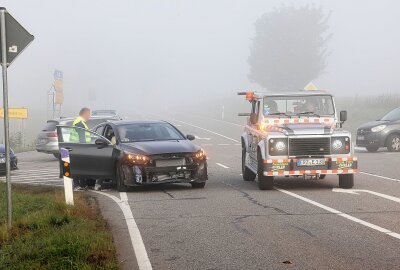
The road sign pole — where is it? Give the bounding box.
[0,8,12,229]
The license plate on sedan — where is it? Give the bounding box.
[357,135,365,141]
[0,158,5,163]
[156,158,186,167]
[297,158,325,167]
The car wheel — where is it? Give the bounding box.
[191,182,206,188]
[242,147,256,181]
[116,165,127,192]
[366,146,379,152]
[387,134,400,152]
[257,150,273,190]
[339,174,354,189]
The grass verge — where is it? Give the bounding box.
[0,183,119,270]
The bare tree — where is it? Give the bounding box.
[248,5,331,91]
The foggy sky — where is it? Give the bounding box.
[1,0,400,114]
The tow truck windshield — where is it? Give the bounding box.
[116,123,185,142]
[263,95,335,117]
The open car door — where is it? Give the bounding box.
[57,125,114,179]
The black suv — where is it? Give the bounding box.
[356,107,400,152]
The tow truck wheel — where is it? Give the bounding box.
[242,148,256,181]
[339,174,354,189]
[116,165,127,192]
[257,151,273,190]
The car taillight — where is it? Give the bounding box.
[47,131,58,137]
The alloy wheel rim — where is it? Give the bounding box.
[392,137,400,151]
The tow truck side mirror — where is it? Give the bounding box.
[340,110,347,122]
[250,113,258,125]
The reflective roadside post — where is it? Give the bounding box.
[60,147,74,205]
[0,7,34,228]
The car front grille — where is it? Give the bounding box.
[289,137,331,156]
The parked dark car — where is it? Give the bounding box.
[356,107,400,152]
[0,145,18,173]
[57,120,208,191]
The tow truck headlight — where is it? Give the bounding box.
[269,138,288,156]
[371,125,386,133]
[331,137,350,154]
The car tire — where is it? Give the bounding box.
[257,150,273,190]
[116,165,127,192]
[242,147,256,181]
[339,174,354,189]
[191,182,206,188]
[366,146,379,152]
[387,134,400,152]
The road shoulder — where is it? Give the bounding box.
[92,192,140,270]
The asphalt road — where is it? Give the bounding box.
[9,114,400,270]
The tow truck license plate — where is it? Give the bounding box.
[297,158,325,167]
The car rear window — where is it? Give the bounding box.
[42,121,59,131]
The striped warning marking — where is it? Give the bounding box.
[265,169,358,176]
[0,168,62,186]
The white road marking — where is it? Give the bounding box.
[93,191,152,270]
[333,188,400,203]
[172,119,240,143]
[195,135,211,140]
[277,188,400,240]
[216,163,230,169]
[360,171,400,182]
[217,144,230,146]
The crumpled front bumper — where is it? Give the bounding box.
[263,157,358,176]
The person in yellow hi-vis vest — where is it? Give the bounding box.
[70,108,92,143]
[71,108,91,190]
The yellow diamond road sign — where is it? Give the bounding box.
[304,82,318,91]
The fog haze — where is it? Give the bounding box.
[1,0,399,115]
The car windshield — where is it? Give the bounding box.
[263,95,335,117]
[381,108,400,121]
[116,123,185,142]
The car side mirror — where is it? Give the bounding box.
[186,134,195,141]
[340,110,347,122]
[250,113,258,125]
[95,138,109,148]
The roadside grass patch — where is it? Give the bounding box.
[0,183,118,269]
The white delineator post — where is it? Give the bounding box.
[60,147,74,205]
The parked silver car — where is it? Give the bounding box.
[36,115,121,158]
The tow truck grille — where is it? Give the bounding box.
[289,138,331,156]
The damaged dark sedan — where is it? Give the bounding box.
[57,120,208,191]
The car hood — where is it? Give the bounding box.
[120,140,199,155]
[358,120,388,129]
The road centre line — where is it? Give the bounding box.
[277,188,400,240]
[93,191,152,270]
[171,119,240,143]
[333,188,400,203]
[216,163,230,169]
[359,172,400,182]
